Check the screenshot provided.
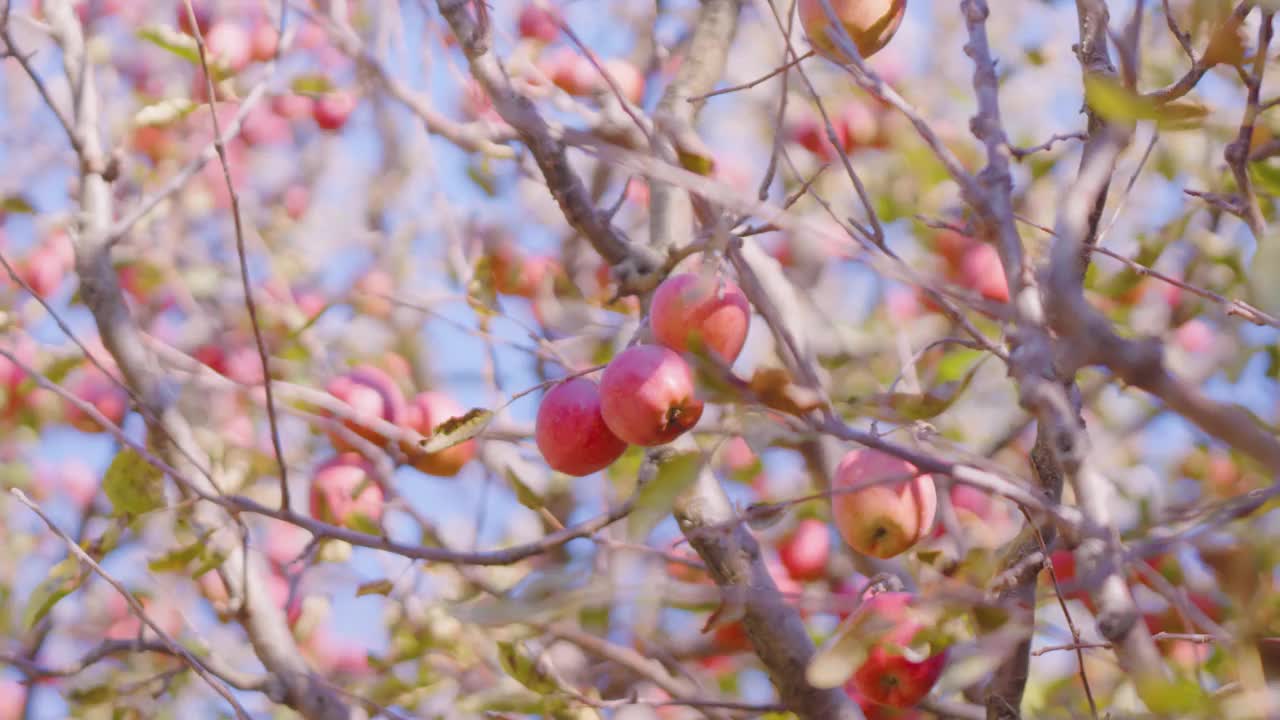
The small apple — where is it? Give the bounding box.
[324,365,406,452]
[250,22,280,63]
[798,0,907,62]
[543,48,598,97]
[959,243,1009,304]
[283,184,310,220]
[536,377,629,476]
[177,0,214,37]
[313,91,357,132]
[845,591,947,709]
[309,453,384,527]
[205,22,251,72]
[832,449,936,559]
[778,518,831,582]
[271,93,315,121]
[64,366,129,433]
[599,345,704,446]
[400,391,477,477]
[517,2,562,43]
[650,272,751,364]
[790,115,847,161]
[602,58,645,104]
[837,100,882,151]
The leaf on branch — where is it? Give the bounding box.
[1202,12,1248,68]
[1084,76,1208,130]
[418,408,493,454]
[497,640,561,695]
[356,579,395,597]
[136,25,201,65]
[747,367,826,417]
[290,74,336,96]
[1,195,36,214]
[103,448,166,517]
[23,557,88,629]
[134,98,198,127]
[806,607,896,689]
[629,451,703,541]
[505,467,544,510]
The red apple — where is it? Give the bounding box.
[536,377,629,476]
[599,345,704,446]
[18,244,70,298]
[131,124,176,165]
[543,48,598,97]
[790,115,847,162]
[309,453,384,527]
[933,484,1018,548]
[64,366,129,432]
[250,22,280,63]
[324,365,406,452]
[799,0,908,62]
[517,2,562,43]
[0,678,24,720]
[177,1,214,37]
[779,518,831,582]
[838,100,882,151]
[1174,319,1214,354]
[959,243,1009,304]
[313,91,357,131]
[650,272,751,364]
[271,93,315,121]
[832,449,936,559]
[205,22,251,72]
[846,592,947,709]
[400,391,477,477]
[847,688,923,719]
[241,104,291,146]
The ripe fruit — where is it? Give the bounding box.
[845,592,947,709]
[177,1,214,37]
[400,391,477,477]
[543,48,598,97]
[832,449,936,559]
[932,484,1018,548]
[959,243,1009,304]
[599,345,704,446]
[790,116,847,161]
[650,273,751,364]
[517,2,562,43]
[536,377,629,476]
[602,58,645,104]
[313,91,357,131]
[779,518,831,582]
[799,0,908,62]
[324,365,406,452]
[271,93,315,121]
[205,22,251,72]
[310,453,384,527]
[250,23,280,63]
[64,366,129,432]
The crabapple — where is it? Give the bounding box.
[205,22,251,72]
[959,243,1009,303]
[400,391,477,477]
[650,272,751,364]
[324,365,406,452]
[599,345,704,446]
[309,453,384,527]
[798,0,907,62]
[536,377,629,476]
[517,3,562,43]
[846,592,948,709]
[832,449,936,559]
[778,518,831,582]
[313,91,357,131]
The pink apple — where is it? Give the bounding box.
[325,365,407,452]
[517,2,562,43]
[790,115,847,162]
[599,345,704,446]
[313,91,357,131]
[832,449,936,559]
[1174,319,1214,354]
[205,22,251,72]
[650,273,751,364]
[0,679,24,720]
[309,453,384,527]
[845,592,948,709]
[64,366,129,433]
[838,100,882,151]
[283,184,310,220]
[400,391,477,477]
[250,22,280,63]
[543,48,598,97]
[778,518,831,582]
[240,104,292,146]
[271,93,315,121]
[602,58,645,104]
[959,243,1009,304]
[353,269,395,319]
[536,377,629,476]
[798,0,908,62]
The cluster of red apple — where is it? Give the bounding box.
[534,271,751,476]
[309,365,476,528]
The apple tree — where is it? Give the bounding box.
[2,0,1280,718]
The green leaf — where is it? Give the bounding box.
[1251,161,1280,197]
[346,511,381,535]
[1136,672,1211,714]
[103,448,166,517]
[628,451,703,542]
[419,408,492,454]
[497,640,560,695]
[23,557,87,629]
[1085,76,1208,131]
[505,467,544,510]
[1,195,36,214]
[134,98,198,127]
[67,684,116,705]
[356,579,395,597]
[290,74,335,96]
[136,25,201,65]
[806,607,895,689]
[147,539,206,573]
